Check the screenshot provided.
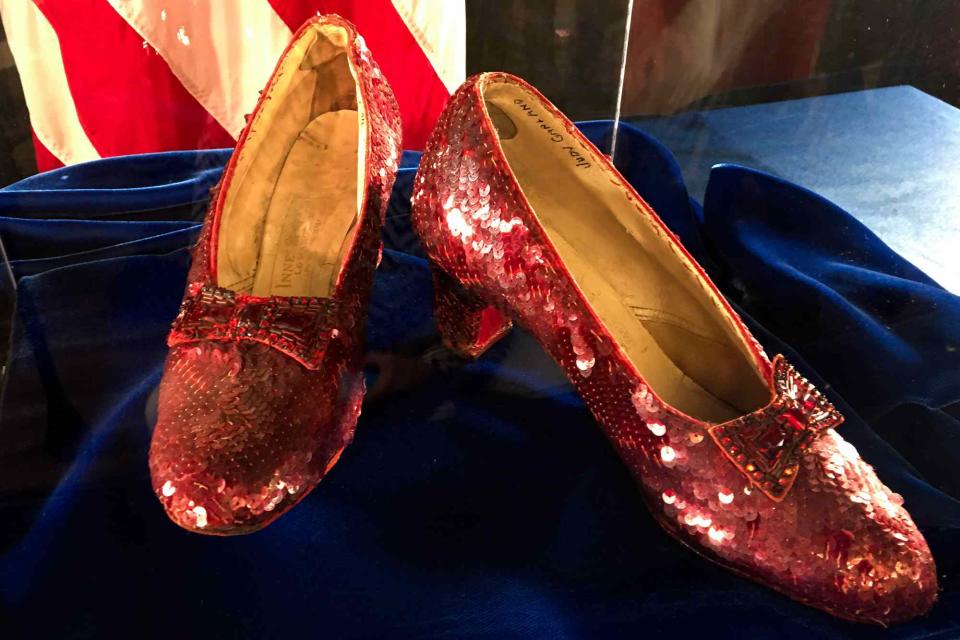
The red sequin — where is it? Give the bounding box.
[170,285,341,370]
[148,15,401,535]
[410,72,937,624]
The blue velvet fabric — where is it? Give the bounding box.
[0,115,957,639]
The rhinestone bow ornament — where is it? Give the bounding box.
[709,355,844,501]
[169,284,341,371]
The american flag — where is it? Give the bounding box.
[0,0,464,171]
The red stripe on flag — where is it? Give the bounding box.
[32,0,236,158]
[31,130,64,173]
[268,0,451,149]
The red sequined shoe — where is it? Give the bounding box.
[148,15,401,535]
[411,72,937,624]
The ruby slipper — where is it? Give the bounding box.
[149,15,401,535]
[410,71,937,624]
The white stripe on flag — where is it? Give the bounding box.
[0,0,101,165]
[390,0,465,94]
[107,0,292,138]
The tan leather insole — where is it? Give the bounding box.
[526,169,742,422]
[484,86,770,423]
[215,24,361,299]
[250,111,358,297]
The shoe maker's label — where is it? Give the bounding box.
[271,194,316,293]
[491,97,593,170]
[277,251,304,290]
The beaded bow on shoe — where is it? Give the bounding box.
[709,355,844,501]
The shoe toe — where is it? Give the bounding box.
[150,437,319,536]
[149,341,360,535]
[853,547,938,625]
[793,430,938,624]
[644,422,937,624]
[787,507,938,625]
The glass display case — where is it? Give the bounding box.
[0,2,956,638]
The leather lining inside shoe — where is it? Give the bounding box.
[482,82,770,423]
[216,23,363,298]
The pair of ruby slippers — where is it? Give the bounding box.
[148,15,936,624]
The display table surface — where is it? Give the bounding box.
[632,85,960,293]
[0,88,957,639]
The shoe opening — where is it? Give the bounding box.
[481,76,770,422]
[216,22,365,298]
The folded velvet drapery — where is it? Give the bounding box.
[0,116,956,639]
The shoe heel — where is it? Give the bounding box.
[430,265,512,359]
